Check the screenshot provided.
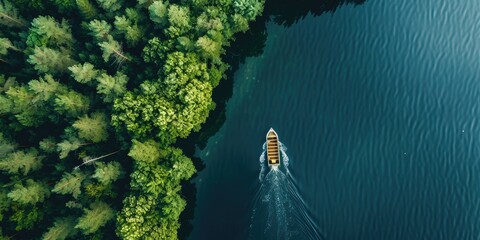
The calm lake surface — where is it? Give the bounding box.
[189,0,480,239]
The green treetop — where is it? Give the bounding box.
[0,148,43,176]
[52,170,86,199]
[75,201,115,234]
[27,16,73,49]
[68,62,100,84]
[27,47,76,75]
[76,0,98,19]
[42,217,78,240]
[7,179,50,205]
[96,72,128,102]
[148,0,168,27]
[93,161,124,185]
[0,0,26,28]
[72,112,109,143]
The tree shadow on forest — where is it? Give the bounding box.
[178,0,366,239]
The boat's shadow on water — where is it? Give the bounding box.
[178,0,367,239]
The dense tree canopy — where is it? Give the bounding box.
[0,0,265,238]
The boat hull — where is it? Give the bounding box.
[266,128,280,166]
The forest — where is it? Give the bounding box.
[0,0,264,239]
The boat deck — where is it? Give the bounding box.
[266,130,280,166]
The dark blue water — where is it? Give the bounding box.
[189,0,480,239]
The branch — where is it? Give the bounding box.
[74,149,121,169]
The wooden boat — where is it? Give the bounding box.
[266,128,280,166]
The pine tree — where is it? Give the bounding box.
[27,47,76,74]
[54,90,90,117]
[93,161,123,185]
[114,9,143,46]
[39,137,57,153]
[0,133,15,157]
[96,72,128,102]
[0,37,19,56]
[95,0,122,12]
[72,112,108,143]
[27,16,73,49]
[28,74,64,102]
[56,137,82,159]
[88,19,111,41]
[75,201,114,234]
[98,36,130,64]
[0,149,43,175]
[7,179,50,205]
[68,62,99,84]
[0,0,26,28]
[42,217,78,240]
[51,0,76,13]
[52,171,86,199]
[76,0,98,19]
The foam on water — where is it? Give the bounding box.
[249,142,323,240]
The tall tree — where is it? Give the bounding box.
[42,217,78,240]
[27,47,76,74]
[76,0,98,19]
[52,171,86,199]
[96,72,128,102]
[68,62,99,84]
[27,16,74,49]
[72,112,109,143]
[7,179,50,205]
[0,0,26,28]
[0,149,43,176]
[93,161,124,185]
[75,201,114,234]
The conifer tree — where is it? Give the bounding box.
[52,171,86,199]
[73,112,108,143]
[27,16,73,49]
[95,0,122,12]
[93,161,123,185]
[4,85,49,127]
[0,0,26,28]
[0,37,19,56]
[88,19,111,41]
[42,217,78,240]
[28,74,64,102]
[96,72,128,102]
[76,0,98,19]
[54,90,90,117]
[98,36,130,64]
[0,133,15,157]
[75,201,114,234]
[0,149,43,175]
[28,47,76,74]
[7,179,50,205]
[68,62,99,84]
[195,36,222,63]
[57,137,82,159]
[114,8,144,46]
[39,137,57,153]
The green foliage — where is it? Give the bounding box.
[75,201,114,234]
[68,62,99,84]
[0,0,26,28]
[128,139,162,162]
[52,170,86,198]
[99,36,129,64]
[28,47,76,74]
[93,161,124,185]
[88,19,112,41]
[42,217,78,240]
[166,5,191,38]
[76,0,98,19]
[0,0,264,238]
[95,0,122,12]
[57,137,82,159]
[148,0,168,26]
[96,72,128,102]
[233,0,264,21]
[117,147,195,240]
[114,8,144,46]
[39,137,57,153]
[54,90,90,117]
[0,149,43,175]
[8,179,50,205]
[73,112,109,142]
[10,204,43,230]
[27,16,73,49]
[52,0,77,13]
